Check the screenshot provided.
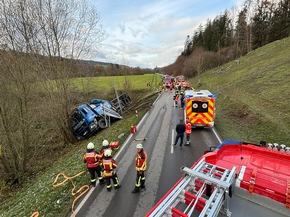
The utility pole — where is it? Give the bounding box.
[114,85,122,115]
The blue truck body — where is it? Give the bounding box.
[70,94,131,140]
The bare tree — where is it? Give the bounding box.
[0,0,104,183]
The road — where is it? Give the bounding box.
[74,91,221,217]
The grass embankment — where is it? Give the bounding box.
[194,36,290,144]
[0,74,161,217]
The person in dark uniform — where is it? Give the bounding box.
[173,119,186,149]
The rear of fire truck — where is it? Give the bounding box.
[184,90,216,128]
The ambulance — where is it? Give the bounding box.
[184,90,216,128]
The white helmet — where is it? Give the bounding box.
[104,149,112,157]
[87,142,94,149]
[102,139,109,147]
[136,143,143,149]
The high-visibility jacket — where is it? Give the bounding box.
[186,123,192,134]
[136,149,147,172]
[84,151,101,168]
[101,157,117,177]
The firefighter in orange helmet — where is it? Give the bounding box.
[84,142,105,187]
[101,149,121,191]
[132,143,147,193]
[185,118,192,146]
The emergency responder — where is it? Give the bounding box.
[180,91,185,108]
[185,118,192,146]
[173,119,186,149]
[174,93,179,107]
[101,149,121,191]
[99,139,112,159]
[84,142,105,186]
[169,84,173,92]
[132,143,147,193]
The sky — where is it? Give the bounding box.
[89,0,245,69]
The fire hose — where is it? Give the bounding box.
[30,170,89,217]
[52,170,89,217]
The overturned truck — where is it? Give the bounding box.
[70,93,131,140]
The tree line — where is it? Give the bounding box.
[164,0,290,82]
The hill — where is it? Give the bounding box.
[194,36,290,144]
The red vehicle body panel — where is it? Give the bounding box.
[146,140,290,216]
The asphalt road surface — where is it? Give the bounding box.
[74,91,221,217]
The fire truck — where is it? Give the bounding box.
[184,90,216,128]
[146,140,290,217]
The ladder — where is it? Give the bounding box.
[148,158,236,217]
[100,104,123,119]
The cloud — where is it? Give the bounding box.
[90,0,246,68]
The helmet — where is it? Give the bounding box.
[104,149,112,157]
[136,143,143,149]
[87,142,94,149]
[102,139,109,147]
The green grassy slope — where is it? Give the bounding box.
[194,36,290,144]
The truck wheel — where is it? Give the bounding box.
[98,117,108,129]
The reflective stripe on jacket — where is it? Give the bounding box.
[84,151,101,168]
[102,158,117,177]
[186,123,192,134]
[136,149,147,172]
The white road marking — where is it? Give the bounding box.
[171,129,174,154]
[212,127,222,143]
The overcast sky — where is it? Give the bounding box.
[89,0,245,69]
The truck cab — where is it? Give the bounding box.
[70,94,131,140]
[71,104,99,140]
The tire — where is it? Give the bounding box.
[98,117,108,129]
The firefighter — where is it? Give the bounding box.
[185,118,192,146]
[173,119,186,149]
[84,142,105,187]
[101,149,121,191]
[174,93,179,107]
[99,139,112,159]
[132,143,147,193]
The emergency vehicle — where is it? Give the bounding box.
[146,140,290,217]
[184,90,216,128]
